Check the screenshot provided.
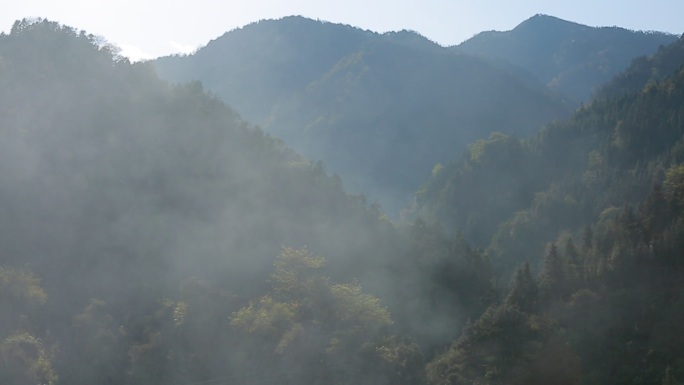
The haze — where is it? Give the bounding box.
[2,5,684,385]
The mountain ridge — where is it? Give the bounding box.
[454,14,677,102]
[154,16,572,214]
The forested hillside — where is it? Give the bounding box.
[414,35,684,385]
[0,18,392,299]
[154,16,571,214]
[412,35,684,275]
[413,35,684,273]
[594,34,684,100]
[455,14,676,103]
[0,19,495,385]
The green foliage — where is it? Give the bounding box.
[428,174,684,385]
[664,163,684,202]
[329,282,392,328]
[427,300,576,385]
[231,295,298,339]
[506,263,539,313]
[62,299,127,385]
[0,266,46,336]
[0,332,57,385]
[0,266,46,309]
[412,132,540,248]
[422,33,684,385]
[431,163,444,179]
[271,246,327,300]
[539,244,566,301]
[231,247,423,385]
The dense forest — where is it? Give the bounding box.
[411,34,684,275]
[1,16,684,385]
[416,34,684,385]
[0,19,492,385]
[154,16,673,215]
[154,16,573,214]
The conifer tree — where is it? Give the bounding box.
[506,262,538,313]
[540,243,566,301]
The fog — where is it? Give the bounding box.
[154,16,575,217]
[0,19,481,385]
[2,16,684,385]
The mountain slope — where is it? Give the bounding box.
[423,60,684,385]
[413,42,684,385]
[594,34,684,100]
[412,36,684,274]
[154,16,571,214]
[155,16,375,124]
[0,20,499,384]
[0,18,402,329]
[454,14,677,103]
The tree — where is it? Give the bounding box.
[231,247,423,385]
[562,235,582,291]
[0,266,46,336]
[664,164,684,204]
[506,262,538,313]
[271,246,327,302]
[539,243,566,301]
[62,299,127,385]
[0,332,57,385]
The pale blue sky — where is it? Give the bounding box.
[3,0,683,61]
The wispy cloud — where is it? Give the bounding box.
[118,43,154,62]
[168,40,197,55]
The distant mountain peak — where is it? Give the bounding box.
[525,13,576,24]
[381,29,441,49]
[513,13,588,34]
[454,14,676,102]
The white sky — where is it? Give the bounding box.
[2,0,683,61]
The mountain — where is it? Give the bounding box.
[416,35,684,385]
[454,14,678,103]
[0,19,496,384]
[0,18,395,381]
[154,16,572,215]
[0,18,439,328]
[423,64,684,385]
[411,35,684,275]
